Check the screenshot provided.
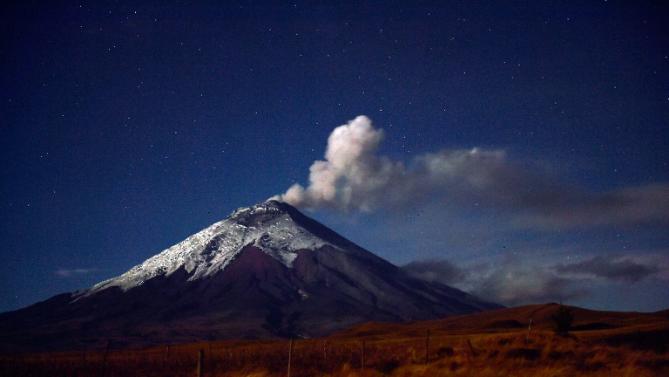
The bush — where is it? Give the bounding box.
[505,348,541,361]
[436,346,454,357]
[552,305,574,336]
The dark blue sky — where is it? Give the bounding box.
[2,1,668,312]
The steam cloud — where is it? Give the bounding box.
[279,115,510,212]
[278,115,669,228]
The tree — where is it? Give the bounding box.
[551,305,574,336]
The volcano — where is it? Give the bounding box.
[0,200,498,351]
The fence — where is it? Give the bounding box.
[0,330,505,377]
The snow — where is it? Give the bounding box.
[80,201,336,296]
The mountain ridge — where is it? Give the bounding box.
[81,200,339,296]
[0,200,499,352]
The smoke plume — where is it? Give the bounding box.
[277,115,669,228]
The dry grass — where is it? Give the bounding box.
[1,328,668,377]
[2,305,668,376]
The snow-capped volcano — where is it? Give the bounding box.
[85,201,337,294]
[0,200,499,351]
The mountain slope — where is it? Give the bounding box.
[0,200,499,351]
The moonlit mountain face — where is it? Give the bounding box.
[0,200,498,351]
[82,201,335,295]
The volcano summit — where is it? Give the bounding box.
[0,200,498,351]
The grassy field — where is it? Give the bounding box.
[2,304,668,376]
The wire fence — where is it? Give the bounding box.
[0,330,496,377]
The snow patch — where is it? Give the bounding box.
[80,201,336,297]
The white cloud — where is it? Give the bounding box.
[54,268,97,278]
[278,115,669,229]
[279,115,509,212]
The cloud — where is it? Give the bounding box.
[518,184,669,229]
[402,258,588,307]
[403,253,668,306]
[278,115,510,212]
[279,115,404,212]
[472,264,587,307]
[278,115,669,229]
[54,268,98,278]
[403,259,468,285]
[554,256,660,283]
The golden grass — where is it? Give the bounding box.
[1,328,668,376]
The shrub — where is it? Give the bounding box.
[376,359,400,374]
[551,305,574,336]
[436,346,454,357]
[505,348,541,361]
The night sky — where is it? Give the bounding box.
[2,1,668,313]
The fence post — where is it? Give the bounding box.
[287,338,294,377]
[425,329,431,364]
[208,342,213,371]
[81,350,87,375]
[526,318,533,343]
[466,338,477,360]
[101,340,110,377]
[323,341,327,364]
[196,349,204,377]
[360,340,366,369]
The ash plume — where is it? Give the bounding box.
[277,115,669,229]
